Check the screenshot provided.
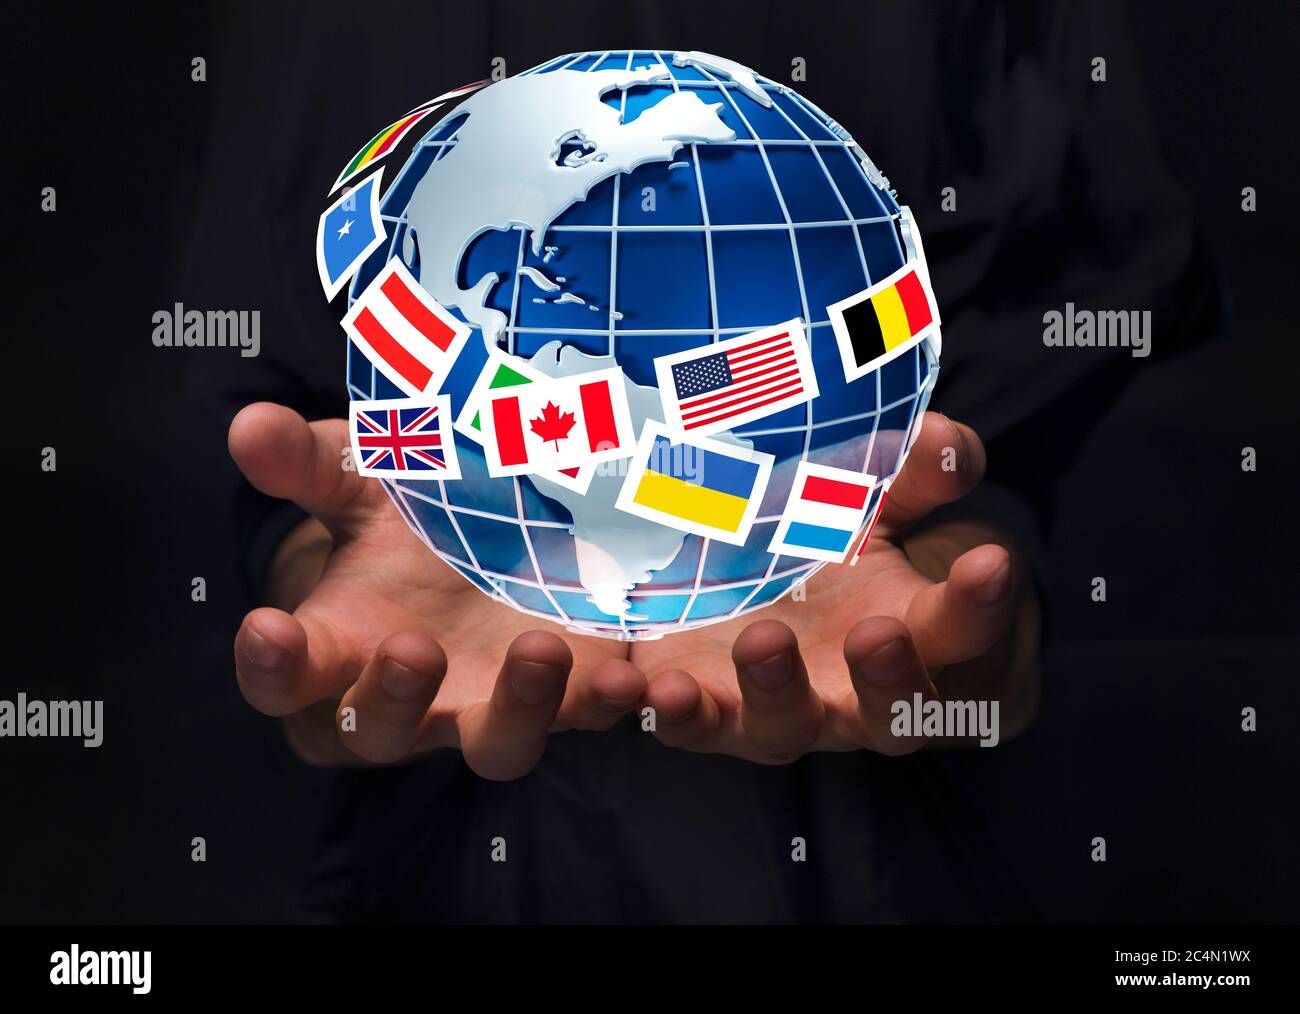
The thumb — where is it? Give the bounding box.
[228,402,377,533]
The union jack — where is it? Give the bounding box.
[348,395,461,480]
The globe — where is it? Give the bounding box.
[343,50,940,640]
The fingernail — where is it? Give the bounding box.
[861,637,908,687]
[245,628,287,671]
[746,651,793,692]
[975,562,1011,605]
[510,660,565,705]
[379,657,431,701]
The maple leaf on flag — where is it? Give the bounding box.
[529,401,576,450]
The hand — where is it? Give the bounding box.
[628,412,1042,762]
[228,403,643,779]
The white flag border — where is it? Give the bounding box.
[349,394,462,481]
[614,421,775,547]
[766,460,878,564]
[652,317,820,439]
[478,365,636,478]
[454,348,597,494]
[316,166,387,302]
[341,258,472,399]
[827,255,942,385]
[328,104,443,196]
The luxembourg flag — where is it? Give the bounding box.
[767,461,878,564]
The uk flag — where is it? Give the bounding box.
[348,395,461,480]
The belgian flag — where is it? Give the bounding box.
[828,263,940,381]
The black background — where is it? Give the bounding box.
[4,0,1298,923]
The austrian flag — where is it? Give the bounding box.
[343,259,471,398]
[479,367,635,477]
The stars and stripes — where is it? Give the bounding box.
[653,318,819,437]
[348,395,461,480]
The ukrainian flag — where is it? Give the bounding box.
[632,436,760,534]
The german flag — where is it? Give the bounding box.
[828,262,940,382]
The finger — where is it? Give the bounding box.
[458,631,572,781]
[234,606,357,716]
[732,620,825,762]
[641,668,723,749]
[557,659,647,732]
[842,617,937,756]
[336,632,448,764]
[903,544,1013,668]
[228,402,375,534]
[880,413,986,531]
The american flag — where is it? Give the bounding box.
[350,396,460,479]
[657,319,818,437]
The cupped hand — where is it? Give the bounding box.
[228,403,642,779]
[628,412,1041,763]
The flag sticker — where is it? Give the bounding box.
[316,168,387,300]
[479,366,635,477]
[454,348,595,493]
[343,259,471,398]
[349,395,460,480]
[330,105,443,195]
[827,260,941,383]
[768,461,878,563]
[615,422,774,546]
[327,80,490,195]
[653,318,819,437]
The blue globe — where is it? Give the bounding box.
[343,50,940,639]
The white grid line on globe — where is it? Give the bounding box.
[378,545,817,600]
[758,79,891,484]
[379,214,899,231]
[607,48,633,360]
[505,220,576,626]
[436,475,533,615]
[610,51,634,636]
[501,318,835,338]
[412,139,884,156]
[695,63,819,618]
[764,82,873,289]
[651,48,722,625]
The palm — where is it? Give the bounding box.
[628,517,943,759]
[625,412,1022,762]
[644,533,922,678]
[301,487,624,737]
[229,404,637,777]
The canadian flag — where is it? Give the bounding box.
[479,366,636,477]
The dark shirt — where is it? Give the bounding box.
[187,0,1217,921]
